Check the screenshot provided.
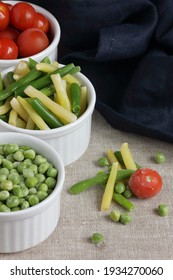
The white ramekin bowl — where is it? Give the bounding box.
[0,1,61,71]
[0,65,96,166]
[0,132,65,253]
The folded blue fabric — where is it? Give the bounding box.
[29,0,173,142]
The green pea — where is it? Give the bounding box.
[20,186,29,197]
[38,162,50,174]
[38,183,48,192]
[0,174,7,183]
[6,196,20,208]
[109,210,121,222]
[9,168,18,174]
[98,157,110,167]
[0,180,13,191]
[37,190,48,201]
[47,166,58,178]
[91,233,104,245]
[0,167,9,176]
[0,190,10,201]
[24,149,36,160]
[123,187,133,199]
[28,194,39,206]
[12,187,24,198]
[13,150,24,162]
[2,159,13,170]
[21,200,30,210]
[157,204,169,217]
[8,173,20,185]
[23,159,32,166]
[28,187,37,195]
[3,144,19,155]
[0,155,3,164]
[0,145,4,155]
[34,155,47,165]
[11,207,21,212]
[154,152,166,164]
[120,213,132,225]
[20,145,31,151]
[25,177,38,188]
[45,177,56,189]
[17,162,28,173]
[35,173,45,183]
[114,182,126,193]
[0,204,11,212]
[28,164,38,174]
[6,154,15,163]
[23,168,34,178]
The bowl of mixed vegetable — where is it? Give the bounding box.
[0,132,65,253]
[0,1,61,71]
[0,58,96,165]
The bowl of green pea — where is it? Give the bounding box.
[0,132,65,253]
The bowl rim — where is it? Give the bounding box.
[0,132,65,219]
[0,64,96,137]
[0,0,61,63]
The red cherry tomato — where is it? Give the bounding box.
[0,26,19,42]
[6,3,13,12]
[32,12,49,33]
[10,2,36,31]
[17,28,49,58]
[0,2,10,31]
[0,38,18,59]
[129,168,163,198]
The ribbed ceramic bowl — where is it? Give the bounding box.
[0,1,61,71]
[0,66,96,166]
[0,132,65,253]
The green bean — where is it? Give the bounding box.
[113,193,135,211]
[14,63,75,97]
[70,83,81,116]
[6,71,15,85]
[29,97,64,128]
[69,169,134,195]
[0,68,44,101]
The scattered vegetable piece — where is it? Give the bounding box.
[129,168,162,198]
[120,213,132,225]
[91,233,104,245]
[120,142,137,170]
[154,152,166,164]
[157,204,169,217]
[109,210,121,222]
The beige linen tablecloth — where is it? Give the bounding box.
[0,110,173,260]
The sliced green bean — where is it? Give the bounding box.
[112,193,135,211]
[70,83,81,116]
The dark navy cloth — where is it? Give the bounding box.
[28,0,173,142]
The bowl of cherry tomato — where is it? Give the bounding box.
[0,1,61,71]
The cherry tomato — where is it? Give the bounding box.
[0,38,18,59]
[0,26,19,42]
[0,2,10,31]
[6,3,13,12]
[10,2,36,31]
[32,12,49,33]
[17,28,49,58]
[128,168,163,198]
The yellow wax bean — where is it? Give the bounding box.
[120,142,137,170]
